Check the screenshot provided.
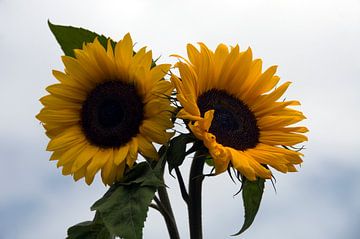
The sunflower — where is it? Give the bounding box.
[171,43,308,181]
[37,34,174,185]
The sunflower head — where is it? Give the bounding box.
[37,33,174,185]
[171,43,308,181]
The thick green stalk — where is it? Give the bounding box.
[188,151,205,239]
[157,185,180,239]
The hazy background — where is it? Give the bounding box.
[1,0,359,238]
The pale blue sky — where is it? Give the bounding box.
[0,0,360,238]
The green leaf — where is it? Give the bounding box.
[91,163,163,239]
[166,133,196,173]
[67,214,111,239]
[91,163,162,210]
[233,178,265,236]
[92,186,157,239]
[121,162,163,187]
[48,21,114,57]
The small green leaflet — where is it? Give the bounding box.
[91,162,163,239]
[233,178,265,236]
[48,21,114,57]
[166,133,196,173]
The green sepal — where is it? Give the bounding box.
[67,212,112,239]
[204,156,214,167]
[91,162,163,239]
[48,21,115,57]
[233,177,265,236]
[166,133,197,173]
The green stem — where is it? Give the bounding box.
[188,151,205,239]
[157,186,180,239]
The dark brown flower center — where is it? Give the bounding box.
[81,81,144,148]
[197,89,259,150]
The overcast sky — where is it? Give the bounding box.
[1,0,360,238]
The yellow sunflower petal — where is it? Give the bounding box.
[126,138,139,167]
[204,134,230,174]
[287,164,298,172]
[244,65,278,99]
[71,144,99,173]
[40,95,81,110]
[214,43,229,77]
[251,81,292,111]
[199,110,214,131]
[223,47,252,92]
[177,109,203,121]
[73,163,89,181]
[61,56,95,90]
[260,131,308,146]
[37,108,80,124]
[62,161,74,176]
[46,126,84,151]
[144,98,173,117]
[246,155,272,179]
[140,120,174,144]
[115,33,133,69]
[187,43,201,66]
[57,142,86,168]
[46,84,86,102]
[138,135,158,160]
[114,143,129,166]
[115,161,127,181]
[50,150,63,161]
[101,154,117,185]
[151,64,172,83]
[85,149,112,185]
[228,148,256,181]
[258,115,306,130]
